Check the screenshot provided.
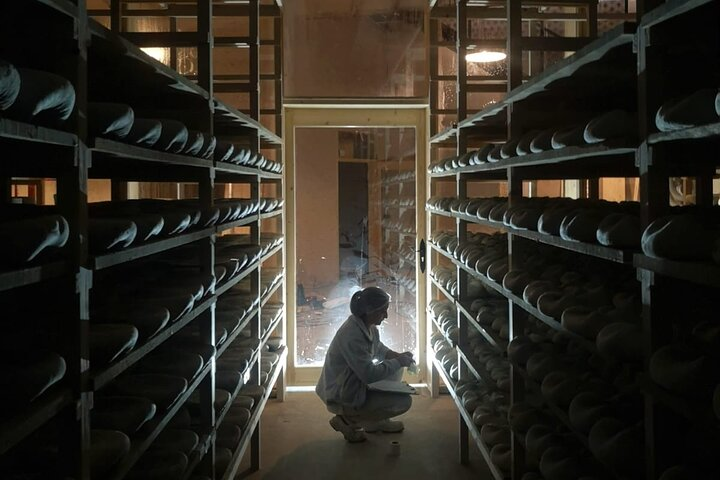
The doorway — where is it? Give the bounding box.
[284,105,428,386]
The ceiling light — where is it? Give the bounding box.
[141,47,170,65]
[466,50,507,63]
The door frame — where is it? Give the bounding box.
[283,103,429,386]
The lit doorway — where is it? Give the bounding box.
[284,105,428,386]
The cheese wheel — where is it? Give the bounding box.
[516,130,541,156]
[490,443,512,473]
[536,291,578,319]
[216,423,242,449]
[560,209,606,243]
[500,138,519,159]
[656,88,720,132]
[568,391,611,433]
[541,371,581,408]
[525,424,563,470]
[112,374,188,410]
[154,119,188,153]
[92,396,156,434]
[526,352,565,383]
[126,450,188,480]
[523,280,556,306]
[88,102,134,139]
[641,215,714,261]
[584,109,637,143]
[480,424,510,446]
[561,306,610,340]
[182,130,205,156]
[0,59,21,110]
[596,212,641,248]
[540,445,589,480]
[596,322,642,362]
[153,429,199,455]
[90,430,130,477]
[529,129,554,153]
[588,417,644,476]
[89,324,139,365]
[7,67,75,124]
[649,344,710,395]
[551,125,586,149]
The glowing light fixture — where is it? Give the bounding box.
[466,50,507,63]
[141,47,170,65]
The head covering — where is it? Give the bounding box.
[350,287,391,318]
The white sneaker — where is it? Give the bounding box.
[329,415,367,443]
[363,419,404,433]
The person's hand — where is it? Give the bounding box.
[396,352,414,367]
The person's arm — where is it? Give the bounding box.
[385,349,414,366]
[338,330,406,384]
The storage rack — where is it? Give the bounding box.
[429,0,616,140]
[0,1,285,479]
[87,0,283,140]
[427,0,720,478]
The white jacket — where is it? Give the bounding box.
[316,314,402,408]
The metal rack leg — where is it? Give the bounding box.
[459,414,469,465]
[250,421,261,472]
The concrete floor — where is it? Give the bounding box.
[237,390,494,480]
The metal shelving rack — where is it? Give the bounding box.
[0,1,285,479]
[424,1,720,478]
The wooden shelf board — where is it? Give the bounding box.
[214,162,260,177]
[430,126,458,144]
[216,310,256,361]
[213,378,246,434]
[432,242,596,350]
[433,210,634,263]
[430,314,457,348]
[510,230,635,264]
[431,357,507,480]
[261,243,284,264]
[640,0,716,27]
[259,209,283,220]
[107,361,213,480]
[215,262,258,297]
[430,276,456,305]
[260,280,283,308]
[217,214,259,233]
[213,100,282,146]
[91,138,214,169]
[433,143,635,178]
[457,343,503,389]
[633,254,720,288]
[454,211,507,230]
[92,227,214,270]
[457,301,506,353]
[459,23,636,130]
[0,261,69,293]
[259,312,284,350]
[503,289,598,353]
[0,118,77,147]
[92,295,215,391]
[648,122,720,144]
[259,171,283,181]
[180,432,213,480]
[37,0,79,18]
[88,20,209,101]
[221,346,287,480]
[431,243,507,297]
[0,387,74,456]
